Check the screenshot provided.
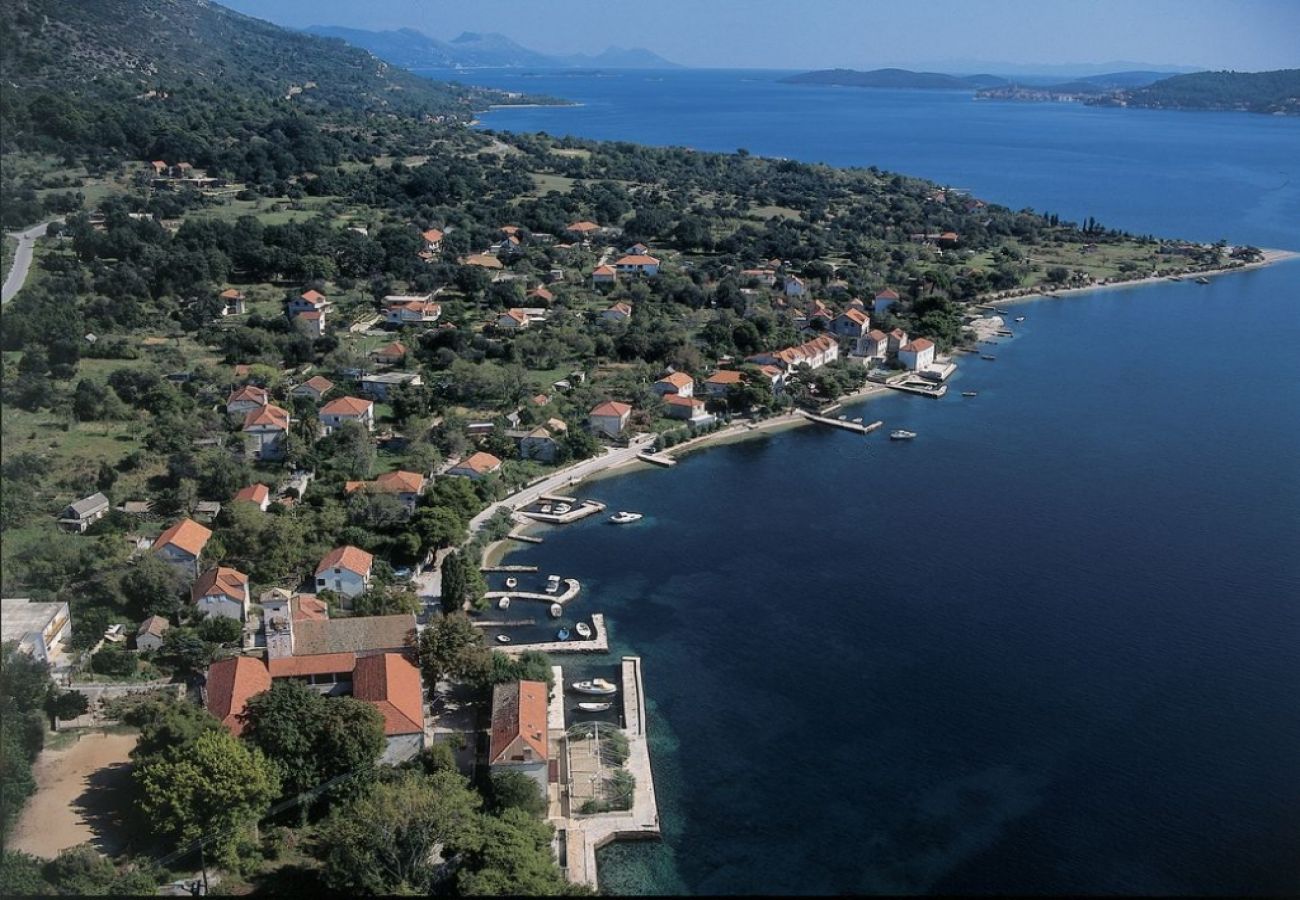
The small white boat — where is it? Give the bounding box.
[577,701,612,712]
[505,577,517,589]
[889,429,918,441]
[540,504,553,514]
[1015,316,1025,322]
[545,581,560,594]
[609,511,643,524]
[1196,276,1210,285]
[498,596,511,610]
[554,503,571,514]
[851,417,863,424]
[549,603,563,618]
[570,678,618,696]
[575,622,592,639]
[496,634,512,644]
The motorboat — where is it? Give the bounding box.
[556,627,571,641]
[554,503,571,514]
[570,678,618,696]
[549,603,563,618]
[505,577,517,589]
[962,391,978,397]
[1015,316,1025,322]
[1196,276,1210,285]
[577,701,612,713]
[837,415,848,421]
[889,429,918,441]
[495,634,512,644]
[980,354,997,361]
[851,417,863,424]
[575,622,593,639]
[609,511,643,524]
[540,504,553,514]
[545,580,560,594]
[497,596,511,610]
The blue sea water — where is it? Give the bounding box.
[437,69,1300,894]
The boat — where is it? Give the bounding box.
[505,577,517,589]
[980,354,997,361]
[540,504,552,514]
[495,634,512,644]
[575,622,592,639]
[497,596,511,610]
[1167,275,1183,282]
[609,511,643,524]
[851,417,863,424]
[1196,276,1210,285]
[889,429,918,441]
[570,678,618,696]
[556,627,571,641]
[554,503,571,514]
[1015,316,1026,322]
[577,701,612,712]
[837,415,848,421]
[549,603,563,618]
[961,391,978,397]
[545,580,560,594]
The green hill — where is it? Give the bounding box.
[1120,69,1300,114]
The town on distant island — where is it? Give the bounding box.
[0,1,1290,896]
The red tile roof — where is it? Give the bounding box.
[866,329,888,342]
[902,338,935,352]
[153,518,212,558]
[292,594,329,622]
[298,375,334,394]
[374,341,407,359]
[567,221,599,232]
[347,470,426,495]
[353,653,425,736]
[876,289,900,300]
[232,484,270,505]
[422,228,444,243]
[592,265,617,277]
[614,254,660,267]
[454,451,502,475]
[663,394,703,409]
[839,308,870,325]
[300,289,327,303]
[192,566,248,604]
[489,680,549,764]
[316,545,374,576]
[590,400,632,417]
[205,657,271,736]
[219,288,243,300]
[227,384,268,407]
[656,372,694,389]
[243,404,290,430]
[320,396,373,417]
[267,652,357,679]
[706,370,745,385]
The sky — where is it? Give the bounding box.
[220,0,1300,73]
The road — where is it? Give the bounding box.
[2,220,58,304]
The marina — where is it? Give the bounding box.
[496,612,610,655]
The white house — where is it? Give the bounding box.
[226,384,269,418]
[288,290,329,336]
[291,375,334,402]
[152,518,212,578]
[345,470,427,513]
[653,371,695,398]
[447,451,503,480]
[663,394,713,424]
[898,338,937,371]
[232,484,272,511]
[192,566,251,621]
[0,598,72,669]
[319,396,375,434]
[589,400,632,438]
[784,275,807,297]
[854,329,889,361]
[360,372,423,402]
[749,334,840,373]
[489,680,550,795]
[873,289,900,315]
[592,265,618,286]
[218,288,246,316]
[601,301,633,322]
[830,308,870,338]
[135,615,170,653]
[421,228,443,254]
[384,299,442,326]
[243,404,290,461]
[372,341,407,365]
[614,254,660,277]
[58,492,110,532]
[887,328,909,356]
[315,546,374,604]
[704,369,745,397]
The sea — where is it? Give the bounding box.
[427,68,1300,895]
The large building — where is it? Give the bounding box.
[0,598,72,670]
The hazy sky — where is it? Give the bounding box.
[221,0,1300,72]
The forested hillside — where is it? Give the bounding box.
[1118,68,1300,114]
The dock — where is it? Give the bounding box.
[485,578,581,606]
[636,451,677,468]
[499,613,609,655]
[797,410,884,434]
[520,499,607,524]
[886,381,948,399]
[481,564,540,573]
[470,618,537,628]
[507,532,544,544]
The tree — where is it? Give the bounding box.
[45,689,89,727]
[133,728,279,868]
[121,555,187,618]
[0,851,52,896]
[197,615,243,645]
[316,769,483,895]
[39,844,159,895]
[489,770,547,817]
[418,614,488,686]
[456,808,576,896]
[90,642,137,677]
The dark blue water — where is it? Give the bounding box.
[436,69,1300,894]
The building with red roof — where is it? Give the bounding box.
[489,680,549,793]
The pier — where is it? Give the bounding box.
[507,532,544,544]
[886,381,948,399]
[499,613,609,655]
[470,618,537,628]
[636,451,677,467]
[520,498,607,524]
[797,410,884,434]
[481,564,540,573]
[484,578,582,606]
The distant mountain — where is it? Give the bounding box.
[781,68,1008,90]
[304,25,679,70]
[1117,69,1300,114]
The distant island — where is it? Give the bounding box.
[785,66,1300,115]
[306,25,681,70]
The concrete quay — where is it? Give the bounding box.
[797,409,885,434]
[498,613,609,655]
[484,578,582,606]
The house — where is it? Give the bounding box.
[496,308,530,330]
[447,452,503,480]
[421,228,443,253]
[204,656,272,736]
[269,613,414,662]
[193,500,222,523]
[898,338,937,371]
[741,268,778,287]
[288,289,329,318]
[591,265,617,286]
[226,384,269,417]
[887,328,909,355]
[345,470,427,513]
[663,394,713,424]
[938,231,959,244]
[489,680,549,794]
[757,364,786,393]
[748,334,840,373]
[704,369,745,397]
[232,484,271,511]
[830,308,871,338]
[192,566,251,621]
[294,309,325,338]
[0,598,72,669]
[873,289,900,315]
[384,299,442,326]
[463,253,504,270]
[526,286,554,305]
[152,518,212,577]
[854,329,889,361]
[519,426,560,463]
[360,372,422,402]
[242,404,291,461]
[58,492,110,532]
[218,288,246,316]
[653,371,695,398]
[784,275,807,297]
[565,221,600,240]
[353,653,427,763]
[601,301,633,322]
[135,616,170,653]
[626,242,650,256]
[315,546,374,603]
[799,300,834,329]
[614,254,660,277]
[319,396,375,434]
[373,341,408,365]
[291,375,334,402]
[492,234,523,256]
[589,400,632,438]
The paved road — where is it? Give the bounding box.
[2,220,57,304]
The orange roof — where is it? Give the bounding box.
[292,594,329,622]
[840,308,869,325]
[606,301,633,314]
[243,404,289,430]
[316,545,374,576]
[567,221,599,232]
[866,329,888,342]
[154,518,212,558]
[192,566,249,604]
[300,289,327,303]
[421,228,443,242]
[455,451,502,475]
[759,364,783,378]
[374,341,407,358]
[205,657,271,736]
[464,254,503,269]
[592,265,617,276]
[903,338,935,352]
[590,400,632,417]
[876,288,900,300]
[939,231,959,240]
[528,286,554,302]
[353,653,425,736]
[299,375,334,393]
[232,484,270,505]
[319,396,373,417]
[500,225,521,235]
[890,328,908,339]
[615,254,660,266]
[657,372,694,389]
[227,384,268,406]
[706,370,745,384]
[347,470,426,495]
[219,288,243,300]
[267,652,357,679]
[663,394,703,408]
[489,680,549,763]
[499,308,528,324]
[531,393,550,406]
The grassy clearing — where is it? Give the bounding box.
[186,195,341,225]
[748,204,803,220]
[528,172,577,196]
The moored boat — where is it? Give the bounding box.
[889,429,918,441]
[497,596,511,610]
[555,627,571,641]
[980,354,997,360]
[577,701,612,712]
[609,511,643,524]
[505,577,517,589]
[540,504,552,514]
[961,391,978,397]
[1015,316,1025,322]
[575,622,592,639]
[1195,276,1210,284]
[570,678,618,696]
[549,603,563,618]
[495,634,512,644]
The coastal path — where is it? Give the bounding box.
[3,219,59,304]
